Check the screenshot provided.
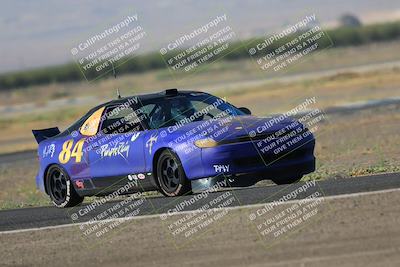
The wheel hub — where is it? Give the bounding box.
[161,157,179,190]
[50,170,67,203]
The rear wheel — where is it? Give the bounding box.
[271,175,302,185]
[156,150,191,196]
[46,165,84,208]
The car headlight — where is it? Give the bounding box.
[194,138,218,148]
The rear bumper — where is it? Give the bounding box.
[36,167,46,193]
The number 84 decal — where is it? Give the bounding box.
[59,139,85,164]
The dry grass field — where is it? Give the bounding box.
[0,41,399,209]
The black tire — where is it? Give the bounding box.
[156,150,191,196]
[271,175,302,185]
[46,165,84,208]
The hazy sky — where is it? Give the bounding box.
[1,0,399,73]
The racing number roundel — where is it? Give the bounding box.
[58,106,105,164]
[80,106,105,136]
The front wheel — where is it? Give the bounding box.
[156,150,191,196]
[271,175,302,185]
[46,165,84,208]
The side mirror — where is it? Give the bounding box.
[239,107,251,115]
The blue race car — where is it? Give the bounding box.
[33,89,315,207]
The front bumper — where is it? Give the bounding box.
[189,133,316,181]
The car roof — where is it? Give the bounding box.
[59,89,208,136]
[85,89,207,115]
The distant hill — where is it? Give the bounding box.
[0,0,399,73]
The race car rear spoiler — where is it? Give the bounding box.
[32,127,60,144]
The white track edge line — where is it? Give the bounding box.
[1,187,400,235]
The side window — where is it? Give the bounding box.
[138,103,167,129]
[170,98,196,121]
[80,107,105,136]
[191,101,221,119]
[100,105,144,134]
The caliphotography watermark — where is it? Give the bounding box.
[67,183,150,247]
[247,180,328,248]
[158,176,240,248]
[246,97,327,168]
[159,14,236,75]
[248,14,333,73]
[158,96,237,157]
[70,13,147,81]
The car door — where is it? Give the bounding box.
[84,103,147,179]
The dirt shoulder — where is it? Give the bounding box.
[1,189,399,267]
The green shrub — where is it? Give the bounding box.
[1,21,400,90]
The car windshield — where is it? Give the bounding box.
[138,93,245,129]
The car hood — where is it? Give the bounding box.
[166,115,302,143]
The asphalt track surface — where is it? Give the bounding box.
[0,150,36,164]
[0,172,399,232]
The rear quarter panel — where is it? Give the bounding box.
[36,135,90,193]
